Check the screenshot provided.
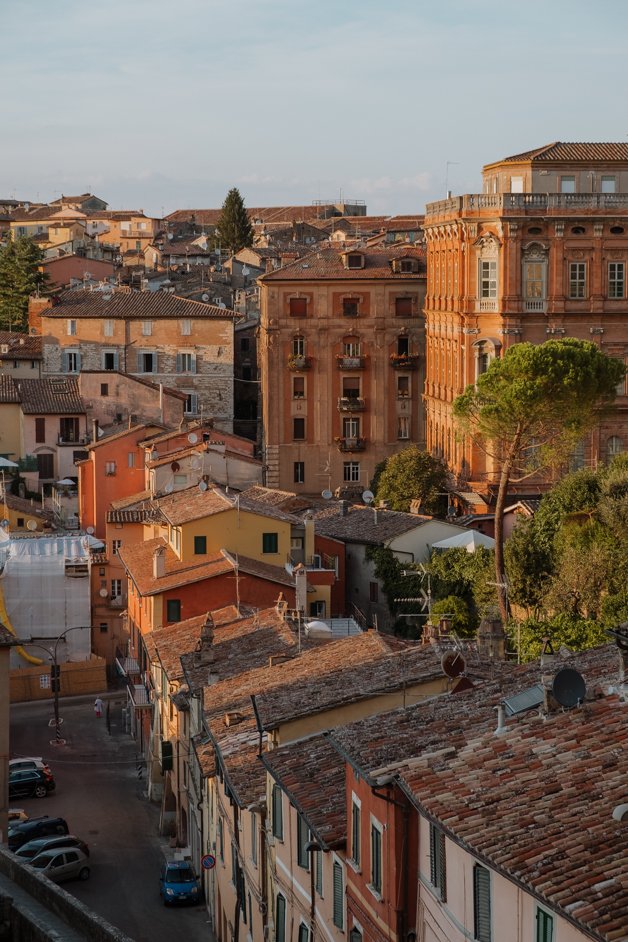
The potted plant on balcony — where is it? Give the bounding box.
[288,353,310,370]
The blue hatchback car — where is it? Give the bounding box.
[159,861,201,905]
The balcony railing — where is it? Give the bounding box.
[390,354,419,370]
[426,192,628,218]
[287,354,311,371]
[336,355,366,370]
[476,299,498,312]
[57,434,91,446]
[338,397,366,412]
[336,436,367,453]
[524,299,547,312]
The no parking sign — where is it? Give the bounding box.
[201,853,216,871]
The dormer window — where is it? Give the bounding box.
[390,256,419,274]
[345,252,364,270]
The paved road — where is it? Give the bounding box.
[10,693,213,942]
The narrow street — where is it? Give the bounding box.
[9,694,213,942]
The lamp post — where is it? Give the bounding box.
[26,626,90,746]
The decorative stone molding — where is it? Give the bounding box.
[554,222,564,237]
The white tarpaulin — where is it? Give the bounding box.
[431,530,495,552]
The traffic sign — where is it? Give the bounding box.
[201,853,216,871]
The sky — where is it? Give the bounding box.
[2,0,628,218]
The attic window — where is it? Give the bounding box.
[398,258,416,273]
[611,225,624,234]
[571,226,586,235]
[527,226,543,235]
[346,253,364,270]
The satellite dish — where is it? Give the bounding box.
[201,293,209,302]
[164,482,174,494]
[86,526,95,535]
[190,456,202,471]
[150,449,159,461]
[188,433,199,444]
[321,489,333,500]
[171,461,180,472]
[0,518,9,528]
[362,490,375,505]
[552,668,586,708]
[99,588,108,598]
[27,520,37,531]
[441,650,465,678]
[198,480,208,492]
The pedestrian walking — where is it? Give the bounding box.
[94,697,103,718]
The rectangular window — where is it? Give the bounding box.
[35,417,46,443]
[184,393,199,416]
[176,352,196,373]
[105,460,116,475]
[510,176,524,193]
[524,261,545,299]
[473,864,492,942]
[332,861,344,930]
[59,417,79,442]
[343,417,360,439]
[67,319,77,336]
[251,814,258,867]
[369,582,379,603]
[292,336,305,356]
[397,375,410,398]
[271,784,283,840]
[315,850,323,896]
[111,579,122,599]
[36,453,54,479]
[127,451,135,468]
[569,262,587,298]
[293,417,305,440]
[289,297,307,317]
[63,350,81,373]
[112,540,122,556]
[294,461,305,484]
[343,461,360,483]
[342,376,360,398]
[536,909,554,942]
[240,337,250,352]
[180,319,192,335]
[99,622,108,633]
[371,823,382,895]
[292,376,305,399]
[351,801,361,868]
[342,298,359,317]
[601,175,616,193]
[479,260,497,298]
[609,261,625,298]
[141,320,152,336]
[397,416,410,440]
[262,532,278,555]
[561,175,576,193]
[102,350,119,371]
[166,599,181,622]
[298,925,309,942]
[103,319,114,337]
[138,351,157,373]
[194,535,207,555]
[395,296,413,316]
[297,814,310,870]
[429,824,447,901]
[100,383,108,396]
[275,894,286,942]
[218,817,224,861]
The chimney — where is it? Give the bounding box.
[28,296,53,335]
[340,500,349,517]
[303,512,315,563]
[92,419,99,443]
[153,546,166,579]
[294,563,307,615]
[477,615,506,661]
[438,616,452,637]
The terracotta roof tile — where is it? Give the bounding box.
[118,536,234,596]
[41,288,237,320]
[154,484,300,526]
[312,502,432,544]
[0,376,20,403]
[259,244,426,282]
[0,331,42,359]
[493,141,628,164]
[18,377,85,414]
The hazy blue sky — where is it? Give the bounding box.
[2,0,627,217]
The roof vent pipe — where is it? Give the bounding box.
[494,703,506,735]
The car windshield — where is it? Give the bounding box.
[166,866,195,883]
[31,856,54,869]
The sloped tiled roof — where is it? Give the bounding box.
[0,331,42,359]
[118,537,234,596]
[260,244,426,282]
[40,289,237,320]
[0,375,20,403]
[154,484,300,526]
[312,503,432,545]
[493,141,628,164]
[261,735,346,849]
[18,377,84,414]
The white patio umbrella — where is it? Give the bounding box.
[0,458,18,468]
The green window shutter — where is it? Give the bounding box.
[429,824,446,901]
[298,925,309,942]
[351,803,360,866]
[371,825,382,893]
[315,850,323,896]
[263,532,278,554]
[160,739,173,773]
[473,865,491,942]
[272,785,283,840]
[297,814,310,869]
[194,535,207,555]
[332,861,344,929]
[275,893,286,942]
[536,909,554,942]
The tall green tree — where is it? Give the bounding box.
[215,188,254,256]
[0,237,48,331]
[453,339,624,621]
[374,445,451,514]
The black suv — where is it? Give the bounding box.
[8,816,69,852]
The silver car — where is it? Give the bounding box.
[15,835,89,861]
[29,847,90,883]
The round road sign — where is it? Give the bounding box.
[201,853,216,871]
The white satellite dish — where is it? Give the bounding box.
[150,449,159,461]
[0,519,9,529]
[164,481,174,494]
[188,432,199,444]
[201,293,209,302]
[198,480,208,492]
[190,456,202,471]
[321,489,333,500]
[362,490,375,505]
[99,588,108,598]
[86,526,95,535]
[26,520,38,531]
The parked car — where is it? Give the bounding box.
[8,817,69,852]
[9,757,52,775]
[159,861,201,905]
[29,847,90,883]
[8,809,29,824]
[15,835,90,861]
[9,769,55,801]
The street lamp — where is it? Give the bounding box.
[26,626,91,746]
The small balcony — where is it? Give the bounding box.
[524,299,547,313]
[338,396,366,412]
[335,436,367,453]
[475,299,498,313]
[287,354,311,371]
[57,434,91,446]
[390,354,419,370]
[336,355,366,370]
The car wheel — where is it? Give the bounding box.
[78,867,90,881]
[34,785,47,798]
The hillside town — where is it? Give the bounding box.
[0,142,627,942]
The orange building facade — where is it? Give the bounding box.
[423,142,628,485]
[259,244,427,495]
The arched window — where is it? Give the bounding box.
[473,338,501,381]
